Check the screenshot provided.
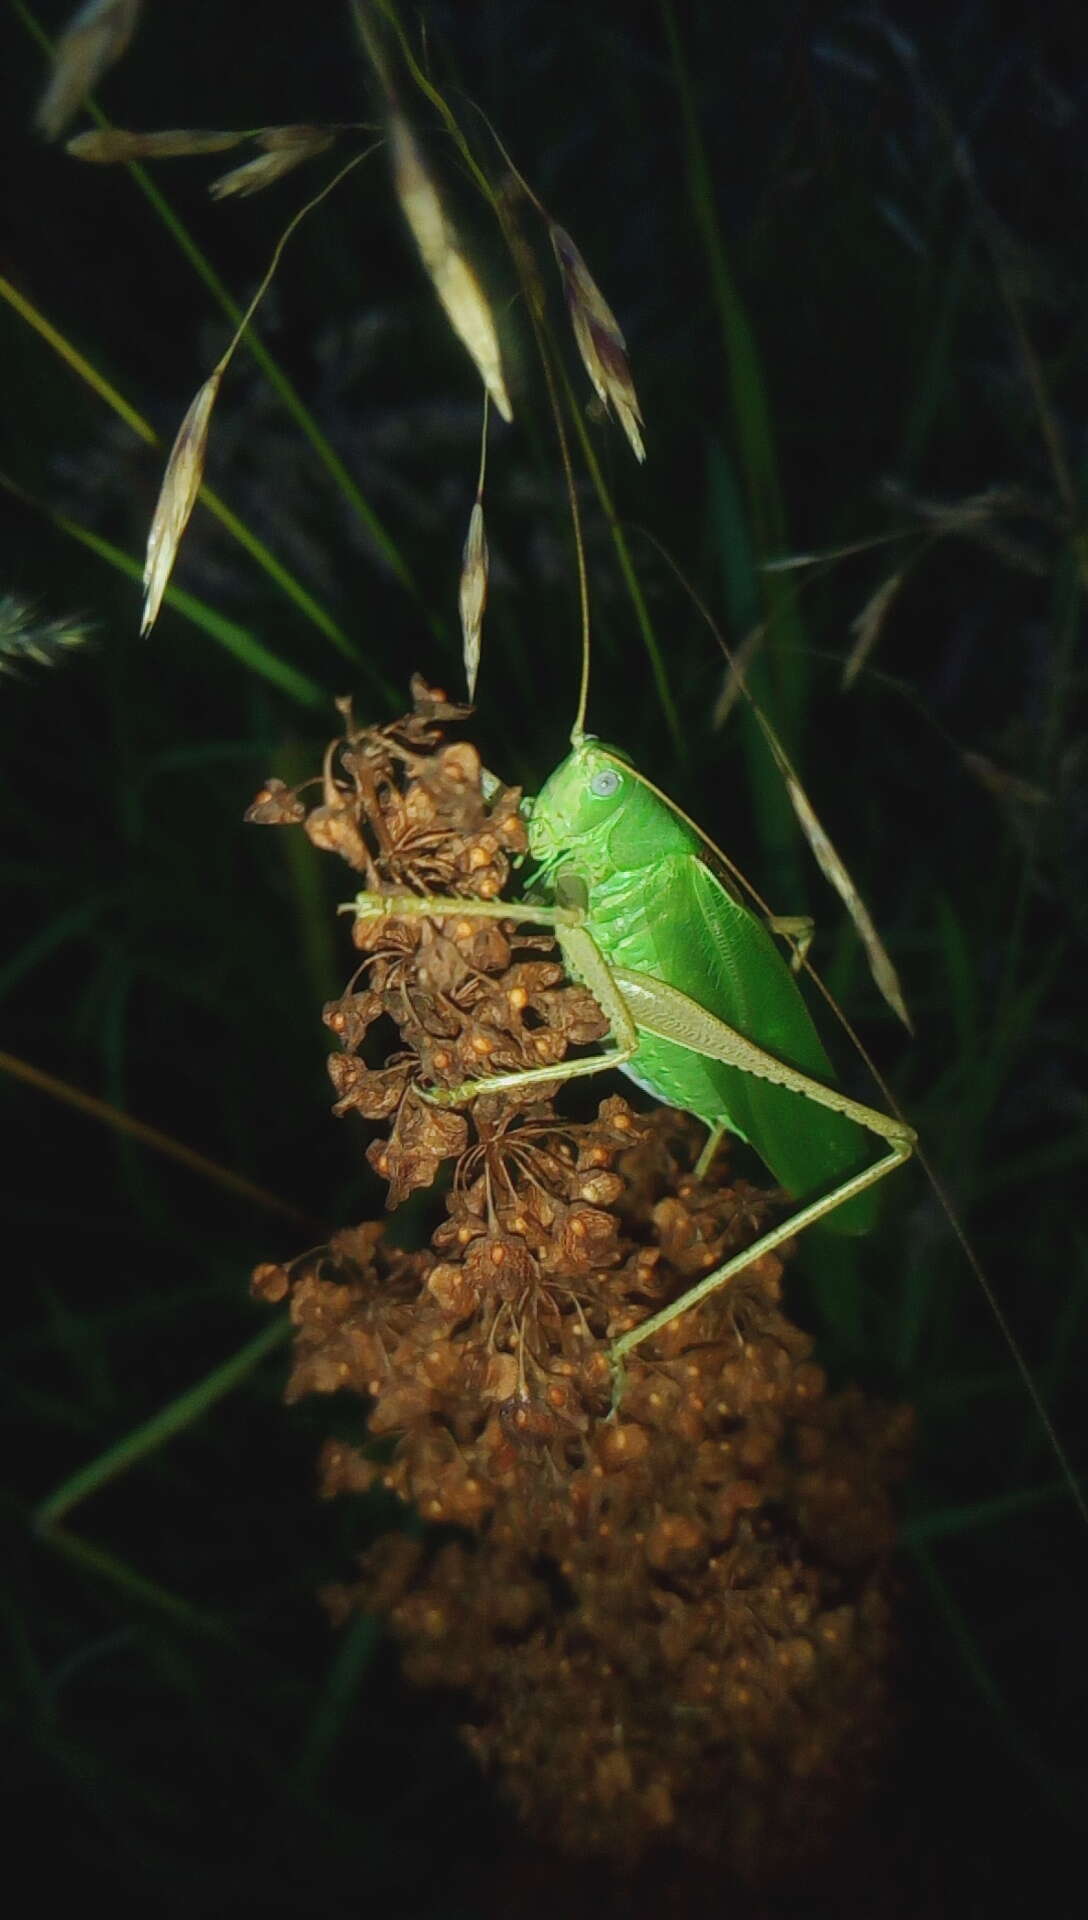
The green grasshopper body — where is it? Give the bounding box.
[352,734,914,1373]
[528,738,881,1235]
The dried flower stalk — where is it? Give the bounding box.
[249,681,909,1880]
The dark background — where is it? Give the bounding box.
[2,2,1086,1913]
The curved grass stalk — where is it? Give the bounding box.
[33,1317,291,1533]
[0,1049,315,1226]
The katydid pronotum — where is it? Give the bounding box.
[348,729,916,1399]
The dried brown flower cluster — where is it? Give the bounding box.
[249,682,911,1881]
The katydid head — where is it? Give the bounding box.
[529,737,691,883]
[528,739,631,871]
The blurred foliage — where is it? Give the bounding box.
[2,1,1086,1913]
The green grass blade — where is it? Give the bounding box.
[33,1318,291,1533]
[1,476,328,708]
[36,1523,237,1642]
[293,1613,383,1793]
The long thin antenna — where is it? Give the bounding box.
[491,201,593,744]
[449,99,595,742]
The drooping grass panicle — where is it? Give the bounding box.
[141,149,372,636]
[388,111,513,423]
[35,0,143,140]
[65,123,343,199]
[550,223,645,462]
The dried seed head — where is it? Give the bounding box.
[141,369,222,637]
[389,113,513,423]
[36,0,143,140]
[210,127,335,201]
[550,223,645,462]
[251,694,908,1873]
[459,500,489,700]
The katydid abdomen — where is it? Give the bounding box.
[529,742,879,1234]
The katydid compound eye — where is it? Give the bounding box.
[589,768,621,798]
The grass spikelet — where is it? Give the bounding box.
[139,150,370,636]
[35,0,142,140]
[550,223,645,461]
[141,370,221,637]
[459,399,490,700]
[66,127,246,162]
[783,770,913,1033]
[459,502,489,699]
[210,127,336,201]
[0,593,92,675]
[389,112,513,423]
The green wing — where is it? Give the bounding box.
[616,854,877,1234]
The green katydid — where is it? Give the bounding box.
[349,711,916,1387]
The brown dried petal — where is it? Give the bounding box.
[463,1233,540,1301]
[251,1261,290,1304]
[304,803,369,869]
[244,776,307,825]
[323,989,384,1050]
[328,1053,410,1120]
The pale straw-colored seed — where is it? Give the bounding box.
[67,128,246,163]
[550,223,645,461]
[783,771,913,1032]
[36,0,143,140]
[389,114,513,423]
[210,131,334,201]
[459,501,489,700]
[141,370,222,637]
[257,124,336,153]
